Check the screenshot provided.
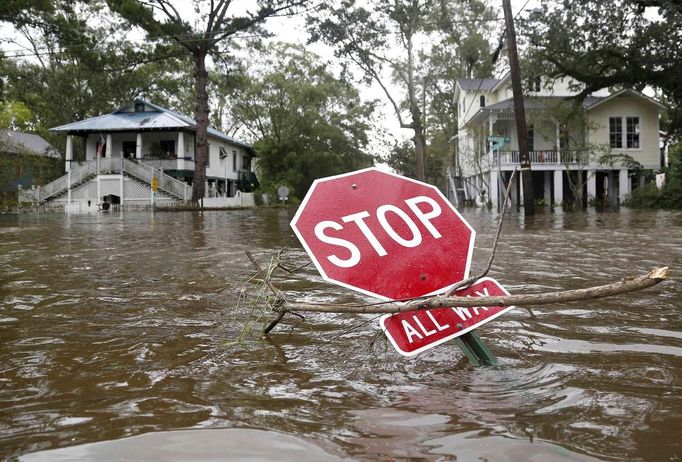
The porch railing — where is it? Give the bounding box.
[38,160,100,201]
[124,158,192,200]
[494,150,590,165]
[140,157,195,171]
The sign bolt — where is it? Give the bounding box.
[456,323,463,329]
[351,183,358,190]
[419,273,427,280]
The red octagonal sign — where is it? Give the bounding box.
[291,168,476,300]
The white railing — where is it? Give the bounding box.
[494,150,590,166]
[123,158,192,200]
[140,157,195,171]
[38,161,100,201]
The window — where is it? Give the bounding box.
[243,155,251,171]
[610,116,639,149]
[479,95,485,108]
[232,150,237,171]
[526,77,541,92]
[206,143,210,166]
[609,117,623,148]
[626,116,640,148]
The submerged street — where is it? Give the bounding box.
[1,208,681,460]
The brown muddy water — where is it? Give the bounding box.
[0,207,680,461]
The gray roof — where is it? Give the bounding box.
[0,130,60,158]
[484,96,605,111]
[457,78,500,92]
[50,99,254,153]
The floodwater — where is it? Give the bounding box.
[1,207,680,461]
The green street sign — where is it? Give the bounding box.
[487,136,510,143]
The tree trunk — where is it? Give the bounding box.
[413,124,427,182]
[192,50,209,204]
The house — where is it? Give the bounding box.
[450,74,666,209]
[33,99,258,210]
[1,130,62,202]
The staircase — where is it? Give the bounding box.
[448,167,467,208]
[35,158,192,203]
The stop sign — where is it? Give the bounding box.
[291,168,475,300]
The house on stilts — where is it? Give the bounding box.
[32,99,258,211]
[449,73,667,209]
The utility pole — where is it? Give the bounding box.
[502,0,535,215]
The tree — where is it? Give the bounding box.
[309,0,496,184]
[521,0,682,138]
[106,0,307,204]
[0,1,190,155]
[385,139,447,188]
[227,43,375,199]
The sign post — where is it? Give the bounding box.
[277,185,289,205]
[291,167,511,363]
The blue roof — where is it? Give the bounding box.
[50,99,253,151]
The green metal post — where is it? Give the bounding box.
[455,331,497,366]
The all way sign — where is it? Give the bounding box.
[380,277,515,357]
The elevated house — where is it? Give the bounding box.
[34,99,258,211]
[450,74,666,209]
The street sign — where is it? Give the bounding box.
[277,185,290,202]
[487,136,510,151]
[290,167,476,300]
[379,277,515,356]
[487,136,510,143]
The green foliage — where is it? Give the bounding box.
[0,150,62,208]
[625,144,682,209]
[521,0,682,138]
[228,43,375,199]
[384,140,447,189]
[0,101,33,130]
[0,1,191,155]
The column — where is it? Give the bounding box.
[518,170,524,205]
[544,171,552,206]
[105,134,112,158]
[553,170,564,206]
[510,172,519,207]
[177,131,185,158]
[607,171,616,206]
[65,134,73,172]
[136,133,142,160]
[619,169,630,204]
[587,170,596,202]
[489,170,499,210]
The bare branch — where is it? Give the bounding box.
[280,267,669,314]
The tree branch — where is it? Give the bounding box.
[280,267,669,314]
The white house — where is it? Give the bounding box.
[450,73,666,209]
[34,99,258,210]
